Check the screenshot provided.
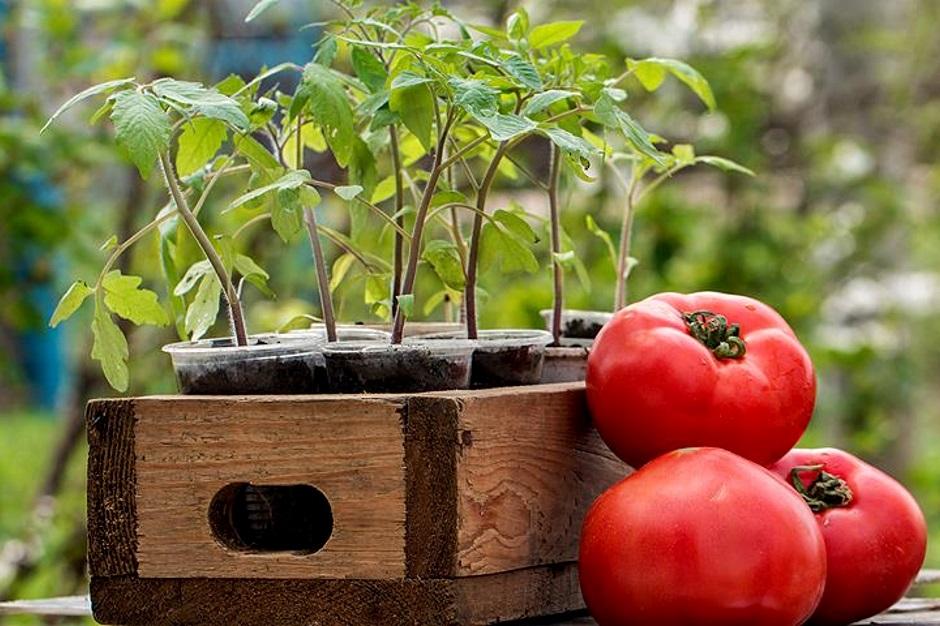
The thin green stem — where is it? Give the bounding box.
[389,125,405,318]
[548,144,564,346]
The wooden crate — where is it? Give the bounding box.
[86,382,627,625]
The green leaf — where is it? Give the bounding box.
[586,215,617,270]
[493,209,537,242]
[628,58,716,110]
[542,127,599,162]
[174,260,212,296]
[504,55,543,90]
[110,90,172,179]
[273,187,304,242]
[185,274,221,341]
[298,63,356,166]
[390,82,434,150]
[230,169,311,210]
[101,270,170,326]
[523,89,577,117]
[177,118,227,177]
[390,71,432,91]
[234,134,280,170]
[396,293,415,317]
[245,0,280,22]
[695,155,755,176]
[235,254,273,297]
[422,240,466,289]
[478,113,537,142]
[372,176,397,204]
[594,93,666,166]
[450,78,500,119]
[151,79,250,129]
[330,253,356,292]
[351,46,388,93]
[672,143,695,165]
[42,77,136,134]
[528,21,583,49]
[335,185,364,200]
[92,303,130,392]
[506,9,529,40]
[479,210,539,274]
[50,281,94,327]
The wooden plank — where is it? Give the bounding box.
[133,396,409,579]
[0,596,91,616]
[86,398,138,577]
[445,383,628,576]
[89,563,585,626]
[403,396,460,578]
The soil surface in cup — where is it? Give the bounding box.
[174,341,321,395]
[562,315,607,340]
[324,347,471,393]
[472,343,545,388]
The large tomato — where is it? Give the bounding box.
[769,448,927,625]
[579,448,826,626]
[586,291,815,467]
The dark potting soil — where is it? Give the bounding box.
[323,348,471,393]
[471,343,545,388]
[175,355,322,395]
[562,316,607,339]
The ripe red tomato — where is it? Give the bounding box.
[769,448,927,626]
[586,291,815,467]
[579,448,826,626]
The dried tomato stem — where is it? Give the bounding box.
[789,464,854,512]
[683,310,746,359]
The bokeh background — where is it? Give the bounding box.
[1,0,939,622]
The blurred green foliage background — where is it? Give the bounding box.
[2,0,940,622]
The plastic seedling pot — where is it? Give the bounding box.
[321,339,474,393]
[163,334,323,395]
[284,326,392,392]
[539,309,613,344]
[417,329,553,389]
[540,344,591,384]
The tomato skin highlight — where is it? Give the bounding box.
[586,291,816,468]
[579,448,827,626]
[770,448,927,626]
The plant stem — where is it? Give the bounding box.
[613,172,639,312]
[297,116,337,342]
[548,144,564,346]
[159,152,248,346]
[389,125,405,318]
[390,110,456,343]
[464,141,508,339]
[303,207,337,342]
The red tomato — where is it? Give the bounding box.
[769,448,927,626]
[579,448,826,626]
[586,291,815,467]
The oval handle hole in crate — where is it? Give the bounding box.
[209,483,333,554]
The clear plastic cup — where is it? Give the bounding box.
[416,329,553,388]
[539,309,612,343]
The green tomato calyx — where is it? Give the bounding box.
[683,310,747,359]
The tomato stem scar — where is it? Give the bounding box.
[682,310,747,359]
[789,464,854,512]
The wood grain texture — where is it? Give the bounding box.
[90,564,585,626]
[86,398,138,577]
[403,396,460,578]
[442,383,628,576]
[133,396,409,579]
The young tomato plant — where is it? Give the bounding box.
[44,77,273,390]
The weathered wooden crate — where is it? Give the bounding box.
[85,382,627,626]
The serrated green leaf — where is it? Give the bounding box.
[504,55,543,90]
[50,281,94,327]
[185,274,222,341]
[528,21,583,49]
[480,210,539,274]
[234,134,280,170]
[245,0,280,22]
[594,93,666,166]
[335,185,364,200]
[478,113,537,142]
[92,303,129,392]
[152,79,250,129]
[493,208,537,242]
[391,71,433,91]
[177,118,227,177]
[42,77,136,134]
[298,63,356,166]
[542,127,599,162]
[101,270,169,326]
[695,155,755,176]
[351,46,388,93]
[422,240,466,290]
[523,89,577,117]
[273,187,304,242]
[628,58,716,110]
[110,90,171,178]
